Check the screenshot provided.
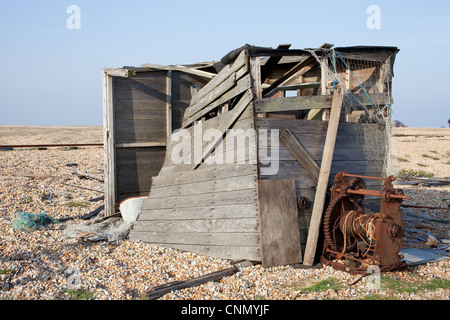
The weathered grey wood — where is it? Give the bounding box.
[144,267,239,300]
[261,44,292,82]
[255,92,389,113]
[182,74,251,128]
[128,234,261,261]
[304,86,344,266]
[184,72,237,121]
[259,146,386,162]
[188,49,246,107]
[140,62,216,79]
[152,163,257,188]
[149,174,257,198]
[263,160,384,177]
[262,56,318,98]
[138,203,259,221]
[115,142,167,148]
[102,71,116,216]
[193,89,253,169]
[115,129,167,143]
[258,179,302,266]
[141,188,258,210]
[250,56,262,99]
[133,217,259,233]
[280,128,320,184]
[166,70,172,136]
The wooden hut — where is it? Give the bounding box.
[106,43,399,266]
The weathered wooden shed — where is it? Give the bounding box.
[106,43,399,266]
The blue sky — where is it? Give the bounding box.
[0,1,449,127]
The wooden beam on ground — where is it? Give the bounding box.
[280,129,320,184]
[144,267,239,300]
[303,86,344,266]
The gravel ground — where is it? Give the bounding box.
[0,129,449,300]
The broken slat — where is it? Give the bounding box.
[184,72,237,121]
[187,50,246,109]
[262,43,333,98]
[280,128,320,183]
[262,57,318,98]
[182,74,251,128]
[191,89,253,169]
[260,44,292,82]
[144,267,239,300]
[140,63,216,79]
[303,86,344,266]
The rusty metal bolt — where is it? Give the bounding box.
[388,223,402,238]
[298,196,308,209]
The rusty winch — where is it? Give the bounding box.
[320,171,411,274]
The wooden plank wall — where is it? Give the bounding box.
[257,119,387,248]
[112,71,210,204]
[129,103,262,261]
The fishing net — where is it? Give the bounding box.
[305,48,398,178]
[11,211,59,232]
[63,218,133,243]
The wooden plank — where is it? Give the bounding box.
[129,235,261,261]
[303,86,344,266]
[149,174,257,198]
[250,56,262,99]
[184,72,236,121]
[132,217,259,233]
[102,71,116,216]
[254,92,389,113]
[258,179,302,266]
[144,267,239,300]
[189,49,247,107]
[152,163,257,188]
[140,63,216,79]
[138,203,259,221]
[182,74,251,128]
[166,70,172,136]
[259,146,386,162]
[192,89,253,169]
[262,57,318,98]
[256,118,386,137]
[115,142,167,148]
[263,160,384,177]
[280,128,320,184]
[261,44,292,82]
[141,188,258,210]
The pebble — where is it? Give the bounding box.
[0,134,449,300]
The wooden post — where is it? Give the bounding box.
[320,56,330,121]
[303,85,344,266]
[102,70,116,216]
[166,70,172,137]
[250,56,265,118]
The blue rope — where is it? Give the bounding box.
[334,50,380,115]
[380,102,393,114]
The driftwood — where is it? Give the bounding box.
[144,267,239,300]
